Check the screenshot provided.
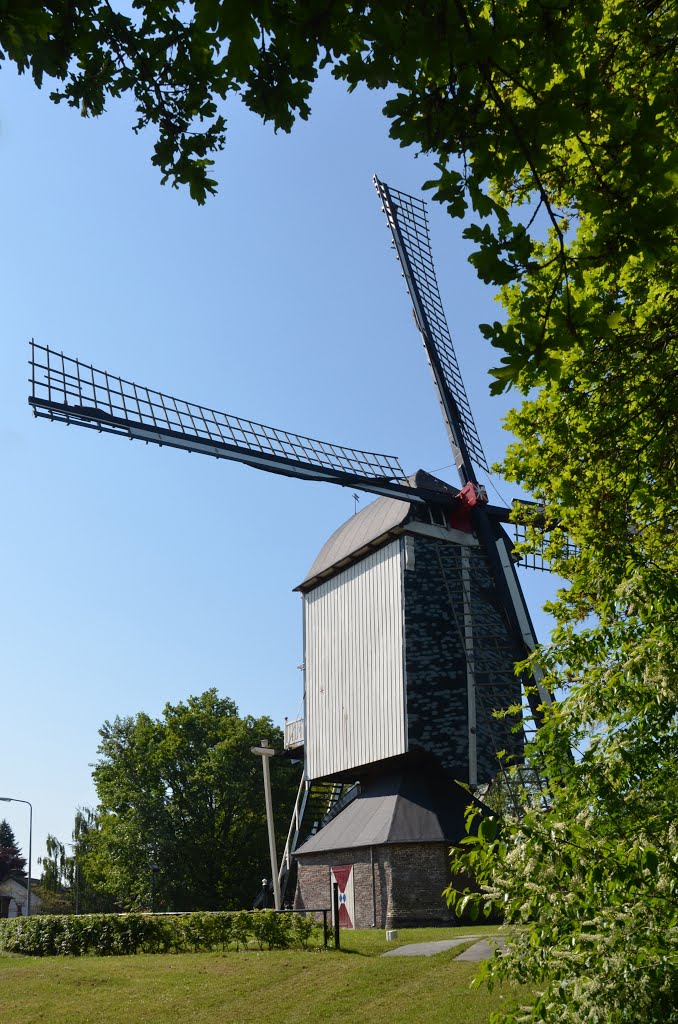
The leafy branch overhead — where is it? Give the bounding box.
[3,2,675,392]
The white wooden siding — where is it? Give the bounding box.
[304,540,406,780]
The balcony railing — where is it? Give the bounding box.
[284,717,304,750]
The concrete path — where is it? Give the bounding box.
[382,935,504,960]
[382,936,481,958]
[455,937,505,961]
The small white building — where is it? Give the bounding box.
[0,874,42,917]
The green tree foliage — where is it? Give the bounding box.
[34,809,114,914]
[71,807,116,914]
[35,833,75,914]
[81,690,301,911]
[449,340,678,1020]
[0,819,26,881]
[38,833,73,893]
[448,684,678,1023]
[435,7,677,1014]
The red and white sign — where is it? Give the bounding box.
[330,864,355,929]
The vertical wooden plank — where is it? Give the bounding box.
[304,542,405,779]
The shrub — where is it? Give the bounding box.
[291,913,318,949]
[230,910,253,951]
[210,912,233,951]
[0,909,322,957]
[249,910,293,950]
[179,913,211,952]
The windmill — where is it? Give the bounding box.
[29,177,552,927]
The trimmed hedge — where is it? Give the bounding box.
[0,910,320,957]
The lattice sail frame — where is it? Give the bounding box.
[374,176,488,477]
[29,342,415,499]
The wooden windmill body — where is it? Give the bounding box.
[288,482,527,926]
[29,178,551,926]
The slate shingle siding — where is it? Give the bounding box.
[403,534,523,784]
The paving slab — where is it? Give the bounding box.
[382,936,483,958]
[455,937,506,962]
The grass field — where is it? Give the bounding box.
[0,925,528,1024]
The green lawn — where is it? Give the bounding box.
[0,926,526,1024]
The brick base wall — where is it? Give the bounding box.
[295,842,454,929]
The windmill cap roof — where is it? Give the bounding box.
[295,471,459,591]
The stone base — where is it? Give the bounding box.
[294,842,456,929]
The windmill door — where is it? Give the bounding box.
[330,865,355,929]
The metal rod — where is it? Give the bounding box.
[332,881,340,949]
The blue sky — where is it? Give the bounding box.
[1,66,558,871]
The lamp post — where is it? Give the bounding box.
[250,739,281,911]
[0,797,33,916]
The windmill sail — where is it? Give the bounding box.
[374,179,551,720]
[28,342,419,503]
[374,176,488,481]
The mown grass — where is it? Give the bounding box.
[0,925,528,1024]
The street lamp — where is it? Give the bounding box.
[250,739,281,911]
[0,797,33,916]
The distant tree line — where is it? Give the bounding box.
[37,690,301,913]
[0,820,26,880]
